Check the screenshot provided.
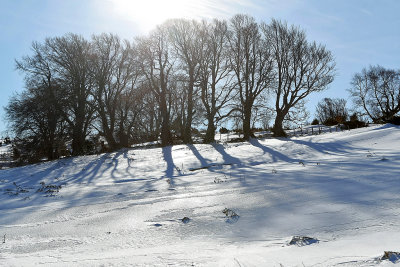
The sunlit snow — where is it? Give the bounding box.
[1,124,399,266]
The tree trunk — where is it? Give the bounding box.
[160,93,173,147]
[105,131,117,150]
[99,105,118,150]
[101,117,117,150]
[71,105,86,155]
[161,121,173,147]
[46,111,58,160]
[46,131,57,160]
[273,113,287,137]
[72,128,85,155]
[46,143,55,160]
[183,73,195,144]
[204,115,216,143]
[118,131,129,148]
[242,103,253,140]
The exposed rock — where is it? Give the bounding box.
[381,251,400,263]
[288,236,319,246]
[181,217,190,224]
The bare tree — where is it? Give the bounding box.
[91,33,138,149]
[316,98,348,125]
[349,65,400,123]
[136,26,174,146]
[45,34,96,155]
[199,19,237,143]
[7,15,342,160]
[134,84,161,142]
[5,85,66,162]
[262,19,335,137]
[10,42,66,160]
[169,75,187,139]
[115,82,146,146]
[228,14,274,140]
[167,19,204,143]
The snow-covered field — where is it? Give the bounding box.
[1,124,400,266]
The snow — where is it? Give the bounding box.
[0,143,12,170]
[1,124,400,266]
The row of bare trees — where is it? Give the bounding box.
[6,14,335,160]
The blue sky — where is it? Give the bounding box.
[1,0,400,135]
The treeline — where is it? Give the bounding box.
[313,65,400,127]
[5,14,336,161]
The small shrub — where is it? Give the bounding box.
[37,181,63,197]
[388,116,400,125]
[324,117,339,126]
[219,127,229,134]
[222,208,239,223]
[349,113,358,122]
[311,119,319,125]
[214,177,224,184]
[341,119,367,130]
[4,182,30,196]
[338,113,367,129]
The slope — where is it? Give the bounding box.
[0,124,399,266]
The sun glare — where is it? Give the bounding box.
[110,0,213,32]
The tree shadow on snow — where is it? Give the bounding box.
[162,146,177,186]
[249,138,298,163]
[212,143,242,166]
[371,123,400,131]
[289,138,363,155]
[187,144,212,167]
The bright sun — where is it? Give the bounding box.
[110,0,217,32]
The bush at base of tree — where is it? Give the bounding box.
[311,119,319,125]
[316,98,348,126]
[341,120,367,130]
[11,138,70,166]
[324,116,346,126]
[388,116,400,125]
[340,114,367,130]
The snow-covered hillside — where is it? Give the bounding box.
[1,124,400,266]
